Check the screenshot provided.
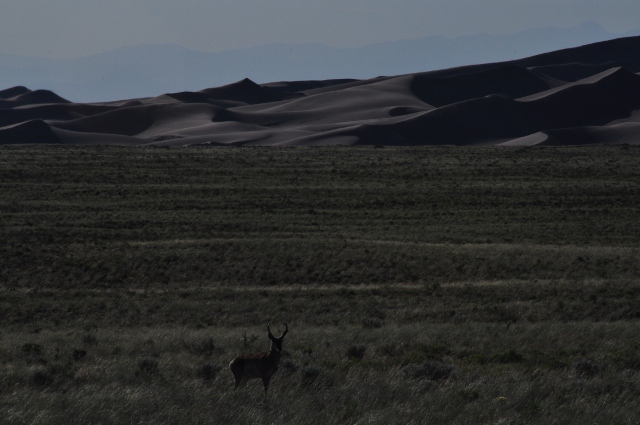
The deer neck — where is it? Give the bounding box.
[268,343,282,364]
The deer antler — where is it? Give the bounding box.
[280,323,288,339]
[268,323,275,340]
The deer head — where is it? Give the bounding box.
[268,323,288,352]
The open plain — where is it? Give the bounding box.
[2,145,640,424]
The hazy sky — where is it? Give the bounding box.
[1,0,640,58]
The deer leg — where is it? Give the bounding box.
[236,376,249,390]
[232,370,244,390]
[262,376,271,394]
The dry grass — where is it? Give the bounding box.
[2,322,640,424]
[2,145,640,423]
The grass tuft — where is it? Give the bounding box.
[346,345,366,360]
[136,357,159,378]
[402,361,456,381]
[196,362,221,381]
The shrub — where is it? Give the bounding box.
[377,343,405,358]
[82,333,98,346]
[185,337,216,357]
[31,369,53,386]
[402,361,456,381]
[30,361,74,387]
[459,388,480,402]
[197,362,221,381]
[415,378,439,393]
[623,353,640,370]
[282,360,299,375]
[362,318,384,329]
[242,332,258,348]
[494,349,524,364]
[21,343,46,365]
[300,365,322,384]
[137,357,159,378]
[72,349,87,361]
[22,343,42,357]
[574,359,600,377]
[346,345,366,360]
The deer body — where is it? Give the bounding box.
[230,323,288,393]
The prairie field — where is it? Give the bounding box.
[2,145,640,424]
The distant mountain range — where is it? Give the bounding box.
[1,21,638,102]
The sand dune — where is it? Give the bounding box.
[2,36,640,146]
[0,86,31,99]
[0,103,117,128]
[501,123,640,146]
[0,119,60,144]
[410,65,552,107]
[0,89,70,110]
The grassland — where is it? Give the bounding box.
[2,145,640,424]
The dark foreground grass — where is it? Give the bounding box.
[2,145,640,423]
[2,322,640,424]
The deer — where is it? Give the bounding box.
[229,323,288,394]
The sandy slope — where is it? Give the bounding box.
[2,36,640,146]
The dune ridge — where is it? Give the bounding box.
[2,36,640,146]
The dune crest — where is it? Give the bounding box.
[2,36,640,146]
